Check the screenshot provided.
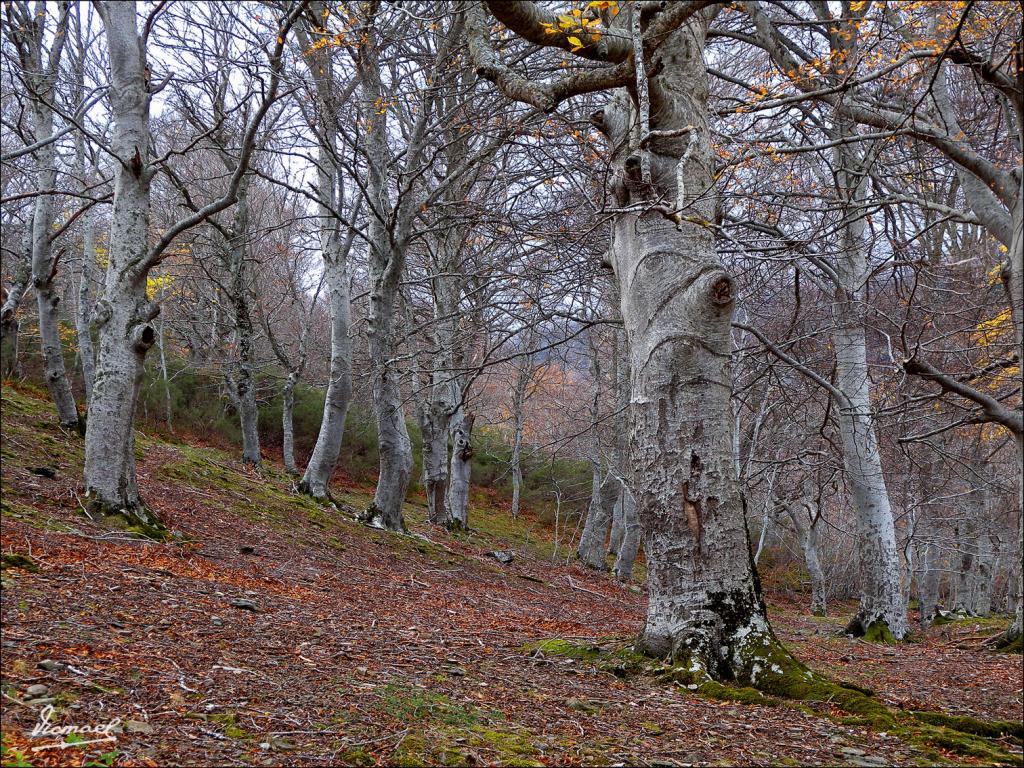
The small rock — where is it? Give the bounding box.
[109,618,126,629]
[487,550,515,565]
[356,666,368,675]
[29,466,57,479]
[211,616,224,626]
[37,659,62,672]
[565,697,600,714]
[229,599,259,612]
[26,684,49,698]
[838,747,866,757]
[25,697,55,706]
[445,666,468,677]
[125,719,155,734]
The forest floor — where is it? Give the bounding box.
[1,382,1022,768]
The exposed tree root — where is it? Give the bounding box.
[86,499,168,541]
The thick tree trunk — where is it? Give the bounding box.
[224,184,260,466]
[83,1,163,534]
[357,9,414,531]
[594,11,787,676]
[300,253,353,497]
[445,410,474,530]
[831,133,907,640]
[834,313,907,639]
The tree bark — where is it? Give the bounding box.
[831,130,907,640]
[445,409,474,530]
[578,471,618,570]
[613,486,640,582]
[419,400,450,524]
[84,1,162,529]
[356,5,415,530]
[29,77,81,430]
[225,181,260,466]
[295,8,354,499]
[595,9,785,673]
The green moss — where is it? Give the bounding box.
[338,748,377,766]
[907,722,1023,764]
[0,553,39,573]
[697,681,780,706]
[862,620,896,643]
[912,711,1023,741]
[994,633,1022,654]
[98,509,168,542]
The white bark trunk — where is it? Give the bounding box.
[296,10,353,500]
[831,130,907,640]
[84,1,163,531]
[578,472,618,570]
[419,400,450,524]
[613,486,640,582]
[356,9,414,530]
[594,12,781,673]
[445,409,474,530]
[31,98,81,430]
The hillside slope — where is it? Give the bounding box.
[1,384,1021,767]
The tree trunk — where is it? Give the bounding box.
[577,468,614,569]
[356,8,414,531]
[919,540,941,626]
[831,130,907,639]
[224,183,260,466]
[300,251,353,497]
[295,12,354,500]
[84,2,159,526]
[1,227,31,378]
[509,358,530,519]
[31,100,82,431]
[609,493,625,557]
[77,211,97,403]
[445,410,474,530]
[613,487,640,582]
[803,518,827,617]
[419,400,450,524]
[594,11,788,675]
[281,370,299,474]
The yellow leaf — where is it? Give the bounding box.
[567,35,583,49]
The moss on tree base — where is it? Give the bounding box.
[525,635,1024,765]
[86,500,169,541]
